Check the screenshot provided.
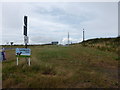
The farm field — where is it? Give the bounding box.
[2,41,119,88]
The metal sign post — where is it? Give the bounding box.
[16,48,31,66]
[16,15,31,66]
[28,58,31,66]
[24,36,28,48]
[24,16,28,48]
[17,57,18,65]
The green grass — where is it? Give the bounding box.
[2,44,119,88]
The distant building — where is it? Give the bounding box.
[51,41,58,45]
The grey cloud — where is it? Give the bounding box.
[2,3,24,29]
[30,36,59,44]
[1,2,118,45]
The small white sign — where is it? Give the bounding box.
[24,36,28,44]
[16,48,31,56]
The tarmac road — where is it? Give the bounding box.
[0,53,2,61]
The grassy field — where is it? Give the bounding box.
[2,39,119,88]
[81,37,120,53]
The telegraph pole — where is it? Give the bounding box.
[83,28,85,42]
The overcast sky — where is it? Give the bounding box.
[1,2,118,45]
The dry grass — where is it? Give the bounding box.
[2,43,119,88]
[81,37,120,53]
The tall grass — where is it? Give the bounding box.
[2,43,119,88]
[81,37,120,53]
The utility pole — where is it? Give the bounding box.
[68,32,69,45]
[83,28,85,42]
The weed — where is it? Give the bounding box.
[2,38,118,88]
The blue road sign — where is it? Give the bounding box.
[16,48,31,57]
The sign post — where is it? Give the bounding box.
[24,16,28,48]
[24,36,28,46]
[28,58,30,66]
[16,15,31,66]
[16,48,31,66]
[17,57,18,66]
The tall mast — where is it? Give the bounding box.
[68,32,69,45]
[83,28,85,42]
